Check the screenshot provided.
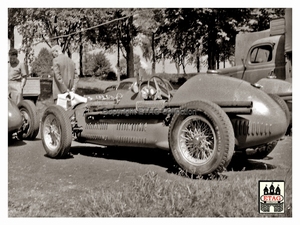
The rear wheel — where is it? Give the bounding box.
[169,100,235,176]
[41,105,72,158]
[245,141,278,159]
[269,94,290,125]
[17,100,40,140]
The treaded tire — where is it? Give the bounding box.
[41,105,72,158]
[17,100,40,140]
[168,100,235,176]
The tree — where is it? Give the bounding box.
[83,51,112,77]
[136,9,165,75]
[30,48,53,78]
[15,8,108,76]
[249,8,285,32]
[201,8,284,70]
[8,8,27,49]
[156,8,206,73]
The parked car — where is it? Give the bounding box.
[40,74,289,176]
[8,98,40,142]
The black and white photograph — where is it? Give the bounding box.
[3,1,298,223]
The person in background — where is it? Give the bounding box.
[50,45,79,102]
[8,48,28,104]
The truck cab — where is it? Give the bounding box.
[210,13,291,85]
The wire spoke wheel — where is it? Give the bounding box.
[41,105,72,158]
[178,115,216,165]
[169,100,235,176]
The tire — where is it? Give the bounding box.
[41,105,72,158]
[269,94,290,129]
[245,141,278,159]
[17,100,40,140]
[168,100,235,176]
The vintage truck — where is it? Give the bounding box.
[209,8,292,133]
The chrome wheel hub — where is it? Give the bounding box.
[43,115,61,151]
[178,116,216,164]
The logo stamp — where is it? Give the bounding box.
[259,180,285,213]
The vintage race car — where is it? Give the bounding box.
[8,98,40,142]
[40,74,289,176]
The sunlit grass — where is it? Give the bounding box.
[8,169,292,217]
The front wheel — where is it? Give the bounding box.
[168,100,235,176]
[41,105,72,158]
[17,100,40,140]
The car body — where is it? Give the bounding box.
[41,74,289,176]
[8,98,40,142]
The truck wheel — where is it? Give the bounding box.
[245,141,278,159]
[41,105,72,158]
[17,100,40,140]
[168,100,235,176]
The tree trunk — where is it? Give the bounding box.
[126,16,134,78]
[126,41,134,78]
[182,57,186,74]
[207,11,217,70]
[8,25,15,49]
[182,64,186,74]
[175,62,180,74]
[162,54,165,74]
[79,44,83,77]
[196,55,200,73]
[151,32,155,75]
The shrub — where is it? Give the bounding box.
[30,48,53,78]
[84,51,112,78]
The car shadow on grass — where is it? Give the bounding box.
[70,146,172,168]
[70,145,227,180]
[69,145,276,180]
[227,152,276,172]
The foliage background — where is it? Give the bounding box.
[8,8,285,78]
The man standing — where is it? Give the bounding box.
[8,48,27,104]
[51,45,79,102]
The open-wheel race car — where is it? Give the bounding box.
[40,74,290,176]
[8,98,40,142]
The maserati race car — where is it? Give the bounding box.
[40,74,289,176]
[8,98,40,142]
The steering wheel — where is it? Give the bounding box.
[147,76,170,100]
